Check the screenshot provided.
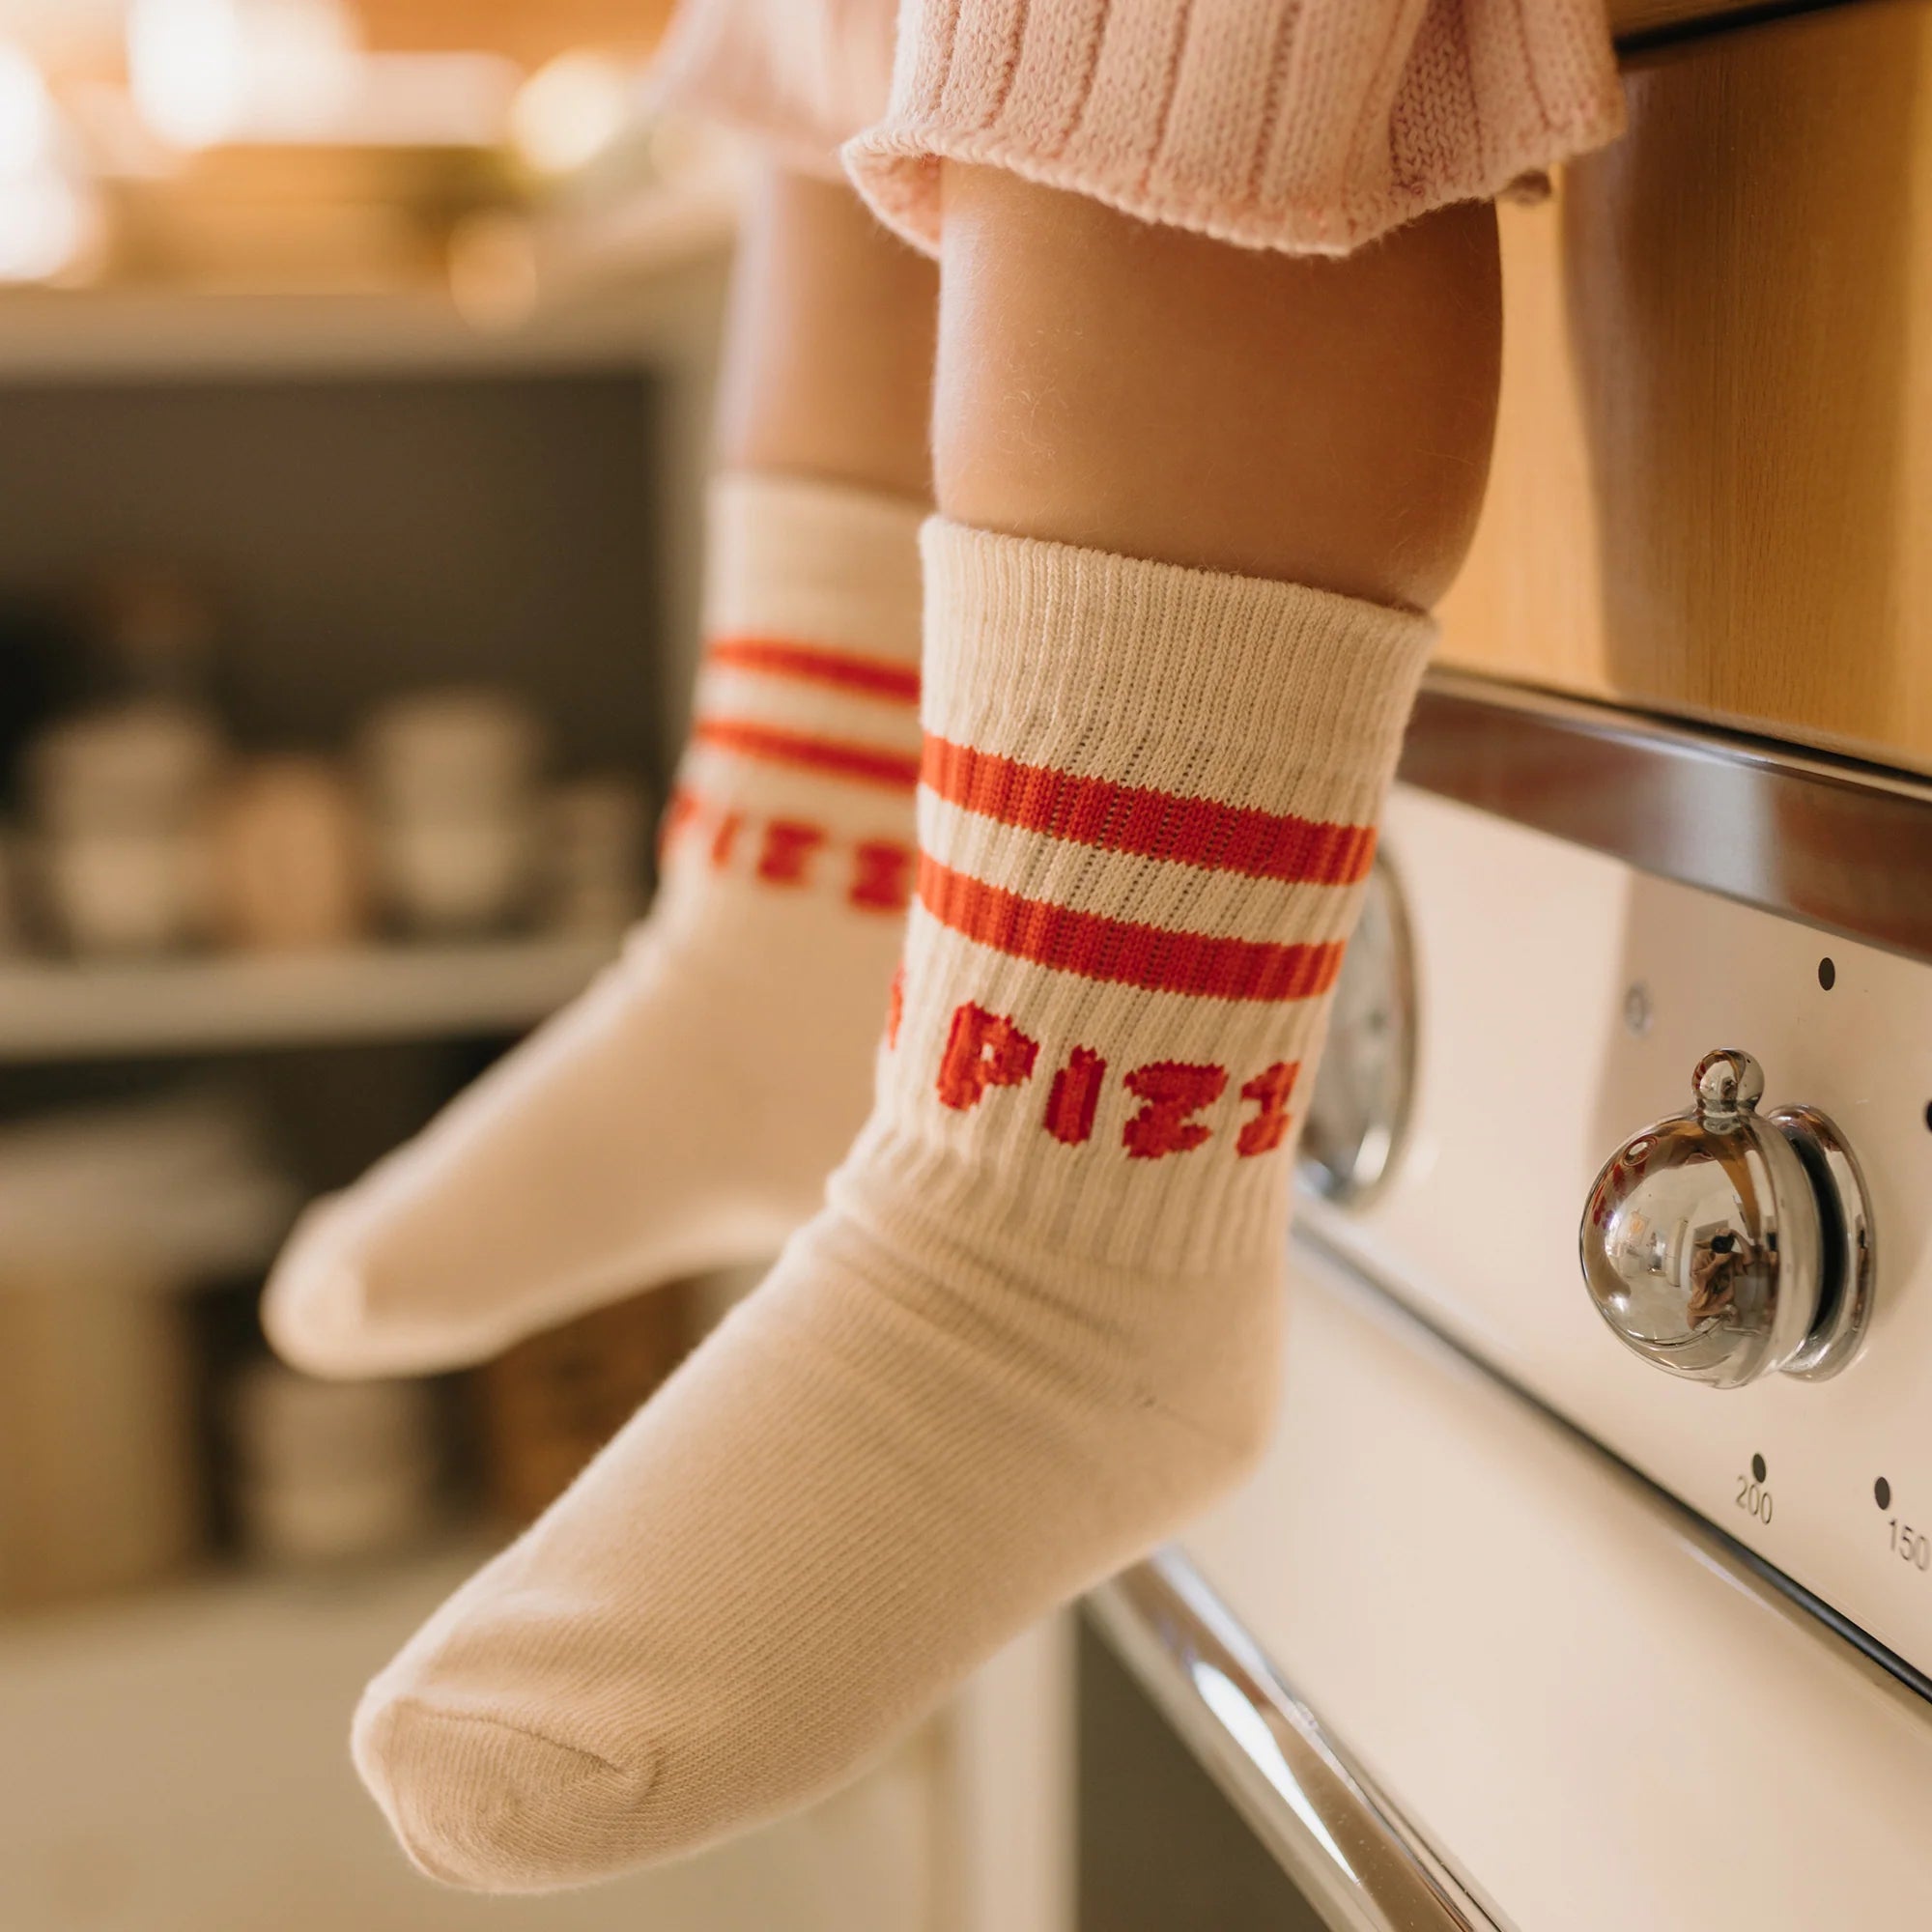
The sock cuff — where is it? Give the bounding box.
[705,475,927,666]
[919,520,1435,790]
[834,521,1436,1274]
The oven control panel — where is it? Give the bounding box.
[1306,789,1932,1687]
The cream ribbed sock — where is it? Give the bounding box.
[351,523,1433,1889]
[264,476,924,1378]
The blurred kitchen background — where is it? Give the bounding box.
[0,7,1051,1930]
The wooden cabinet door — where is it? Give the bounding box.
[1438,0,1932,772]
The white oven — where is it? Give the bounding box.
[1079,671,1932,1930]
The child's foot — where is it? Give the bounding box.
[264,477,923,1378]
[349,525,1432,1888]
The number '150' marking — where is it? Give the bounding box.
[1889,1520,1931,1571]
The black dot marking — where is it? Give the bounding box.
[1818,956,1837,991]
[1923,1101,1932,1135]
[1876,1476,1893,1511]
[1751,1453,1768,1485]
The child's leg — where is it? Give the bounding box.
[264,167,937,1378]
[717,163,936,498]
[350,170,1499,1890]
[936,167,1498,604]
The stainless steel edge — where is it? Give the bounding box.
[1612,1,1866,58]
[1085,1550,1507,1932]
[1398,670,1932,967]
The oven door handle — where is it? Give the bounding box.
[1087,1551,1506,1932]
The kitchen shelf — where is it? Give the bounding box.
[0,935,614,1063]
[0,163,738,384]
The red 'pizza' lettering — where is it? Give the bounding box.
[709,810,744,869]
[1236,1061,1299,1157]
[850,839,914,912]
[1122,1062,1228,1160]
[756,819,827,885]
[1042,1047,1107,1146]
[659,786,703,859]
[937,1004,1039,1112]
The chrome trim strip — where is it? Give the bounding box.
[1399,670,1932,966]
[1086,1551,1506,1932]
[1613,2,1861,57]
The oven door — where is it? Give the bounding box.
[1082,1239,1932,1932]
[1081,1562,1494,1932]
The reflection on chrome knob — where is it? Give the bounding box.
[1580,1049,1875,1389]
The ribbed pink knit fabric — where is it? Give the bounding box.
[651,0,1622,256]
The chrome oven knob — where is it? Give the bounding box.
[1579,1048,1875,1388]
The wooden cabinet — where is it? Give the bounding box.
[1438,0,1932,772]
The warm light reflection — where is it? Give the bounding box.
[0,5,722,297]
[0,38,56,177]
[446,206,539,331]
[0,165,99,281]
[126,0,360,149]
[0,37,99,283]
[509,49,632,176]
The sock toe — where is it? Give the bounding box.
[260,1206,378,1379]
[353,1691,658,1892]
[263,1200,508,1380]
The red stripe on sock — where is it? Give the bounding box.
[922,736,1376,885]
[693,719,921,791]
[707,635,921,704]
[917,855,1344,1002]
